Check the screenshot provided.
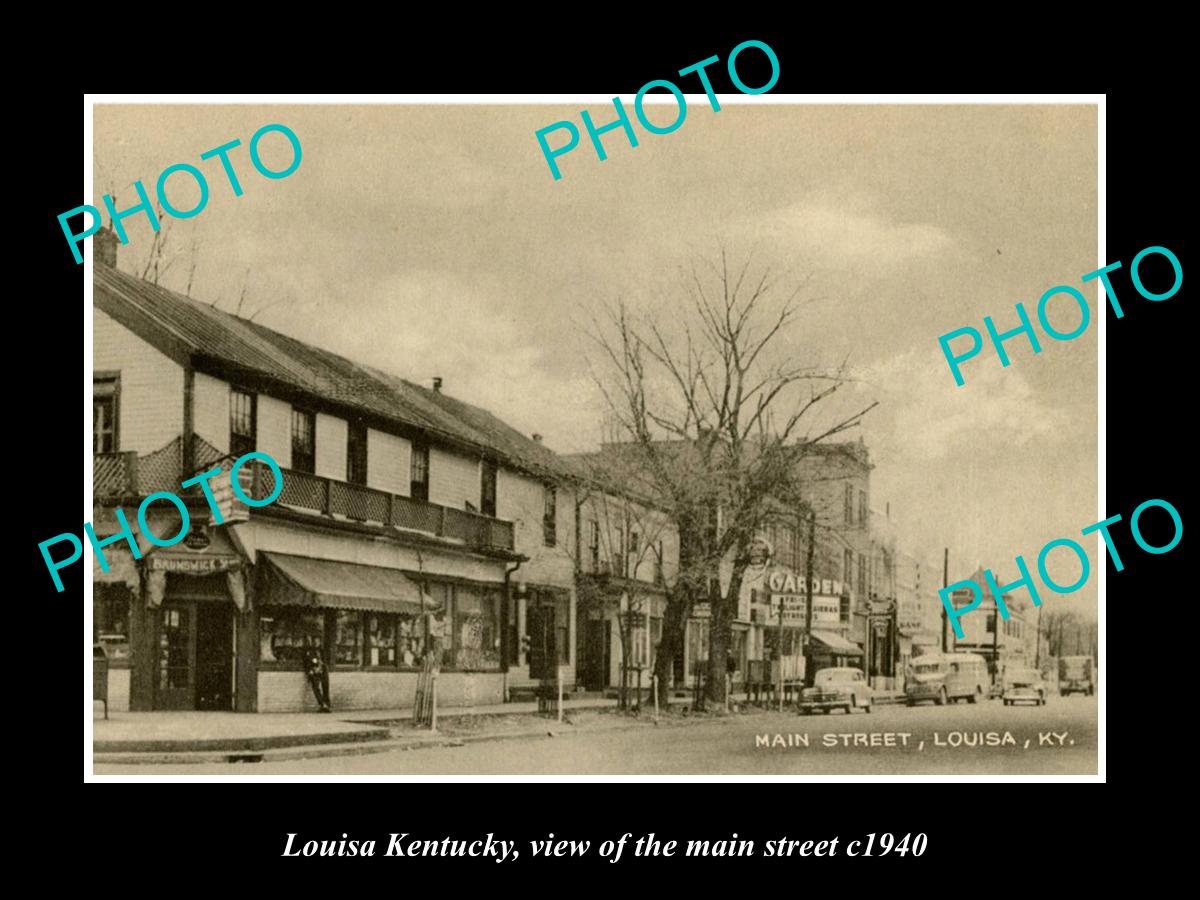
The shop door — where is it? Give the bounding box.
[195,603,234,711]
[584,619,609,690]
[155,603,195,710]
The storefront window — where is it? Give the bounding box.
[364,614,396,667]
[260,609,325,663]
[94,586,131,662]
[334,611,362,665]
[687,620,710,677]
[449,586,501,670]
[397,613,426,667]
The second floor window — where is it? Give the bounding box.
[480,459,497,518]
[859,489,869,525]
[858,555,868,599]
[230,389,256,457]
[543,484,557,546]
[844,549,854,589]
[93,376,119,454]
[291,409,315,474]
[844,482,854,525]
[628,530,640,577]
[347,421,368,486]
[410,442,429,502]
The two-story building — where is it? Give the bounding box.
[91,240,579,713]
[946,565,1034,685]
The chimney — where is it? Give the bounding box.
[532,433,543,443]
[96,226,118,268]
[432,377,443,393]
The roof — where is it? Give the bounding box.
[94,263,572,482]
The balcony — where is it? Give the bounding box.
[92,449,515,553]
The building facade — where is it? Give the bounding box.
[92,256,580,713]
[947,566,1035,685]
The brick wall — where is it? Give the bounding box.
[94,308,183,453]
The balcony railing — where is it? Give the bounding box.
[244,461,515,553]
[92,450,515,553]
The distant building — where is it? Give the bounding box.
[947,566,1035,683]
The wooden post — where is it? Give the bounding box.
[430,667,438,732]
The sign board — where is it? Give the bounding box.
[769,594,842,628]
[766,570,844,597]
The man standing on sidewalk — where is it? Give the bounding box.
[302,639,332,712]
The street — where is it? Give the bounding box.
[95,696,1097,776]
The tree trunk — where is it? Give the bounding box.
[707,556,749,706]
[654,589,690,708]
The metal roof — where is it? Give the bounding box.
[94,264,573,481]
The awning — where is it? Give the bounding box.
[258,552,428,614]
[811,631,863,655]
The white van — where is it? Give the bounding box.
[905,652,989,705]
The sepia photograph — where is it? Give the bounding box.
[86,98,1100,777]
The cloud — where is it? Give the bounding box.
[733,196,953,272]
[851,347,1070,464]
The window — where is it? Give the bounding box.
[588,520,600,572]
[687,620,710,677]
[844,483,854,525]
[365,614,397,667]
[480,459,498,517]
[543,484,557,546]
[397,613,427,667]
[230,389,256,457]
[859,489,868,525]
[94,585,131,661]
[346,421,368,486]
[844,549,854,589]
[291,408,315,474]
[332,611,362,665]
[986,613,996,634]
[410,442,429,502]
[259,609,324,663]
[628,530,640,578]
[93,376,119,453]
[615,525,625,576]
[446,585,501,669]
[858,555,868,598]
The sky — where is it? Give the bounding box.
[93,101,1099,616]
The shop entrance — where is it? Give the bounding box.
[153,597,236,711]
[196,604,234,710]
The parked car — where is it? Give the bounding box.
[1002,668,1046,706]
[1058,655,1095,696]
[905,652,989,706]
[797,667,873,715]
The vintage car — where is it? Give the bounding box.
[1058,655,1095,696]
[1002,668,1047,706]
[797,667,873,715]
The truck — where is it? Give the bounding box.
[1057,655,1095,696]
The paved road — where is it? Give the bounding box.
[95,696,1098,776]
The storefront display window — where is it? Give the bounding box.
[260,609,324,663]
[94,586,132,662]
[334,611,362,665]
[449,586,501,670]
[687,620,710,677]
[397,613,426,667]
[365,614,397,667]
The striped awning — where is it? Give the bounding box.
[258,552,428,614]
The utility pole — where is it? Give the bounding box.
[991,596,1000,691]
[1035,603,1043,669]
[803,507,816,687]
[941,548,949,653]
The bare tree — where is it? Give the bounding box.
[587,249,877,707]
